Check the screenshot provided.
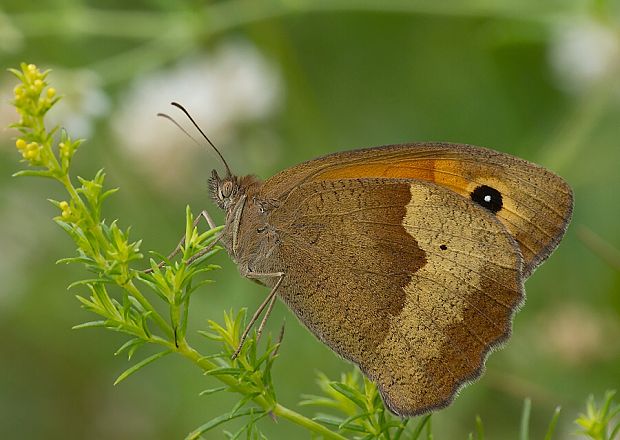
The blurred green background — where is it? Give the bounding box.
[1,1,619,439]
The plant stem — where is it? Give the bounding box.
[58,173,175,339]
[273,403,349,440]
[124,281,175,340]
[176,341,348,440]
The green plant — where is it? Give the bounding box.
[8,62,619,439]
[9,62,346,440]
[576,391,620,440]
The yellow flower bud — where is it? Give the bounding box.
[61,209,71,219]
[47,88,56,98]
[27,64,37,72]
[16,139,26,150]
[34,79,43,89]
[26,150,37,159]
[27,142,38,151]
[59,201,69,210]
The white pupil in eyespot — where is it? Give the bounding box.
[484,195,491,202]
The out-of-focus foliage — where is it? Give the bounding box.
[1,0,619,439]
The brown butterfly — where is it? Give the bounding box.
[163,103,573,416]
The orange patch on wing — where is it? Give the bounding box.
[314,160,436,182]
[313,159,475,196]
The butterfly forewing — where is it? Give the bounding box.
[261,143,573,278]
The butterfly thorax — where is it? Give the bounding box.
[210,171,281,277]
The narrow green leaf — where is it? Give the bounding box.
[411,415,431,440]
[338,412,370,430]
[72,320,106,329]
[197,330,222,341]
[12,169,53,178]
[187,248,221,267]
[196,353,226,362]
[329,382,367,410]
[113,349,172,385]
[475,415,484,440]
[126,296,145,313]
[520,398,532,440]
[199,386,227,397]
[312,415,345,428]
[75,294,96,308]
[601,390,617,417]
[299,395,340,408]
[393,418,410,440]
[185,409,260,440]
[114,338,144,357]
[140,311,152,339]
[543,406,561,440]
[67,278,111,290]
[100,187,119,202]
[57,256,94,265]
[204,367,243,377]
[230,392,261,416]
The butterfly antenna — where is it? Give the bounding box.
[170,101,232,177]
[156,112,202,147]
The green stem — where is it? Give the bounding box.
[58,174,174,339]
[272,403,348,440]
[124,281,174,340]
[176,342,348,440]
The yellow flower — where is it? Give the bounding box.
[59,201,72,219]
[47,87,56,98]
[15,139,26,151]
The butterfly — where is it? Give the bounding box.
[162,103,573,416]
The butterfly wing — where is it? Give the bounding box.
[265,177,524,416]
[261,143,573,277]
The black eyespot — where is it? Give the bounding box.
[470,185,503,213]
[440,244,448,251]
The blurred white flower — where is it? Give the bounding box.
[112,40,282,191]
[549,18,620,93]
[46,69,111,138]
[536,302,620,366]
[0,11,24,53]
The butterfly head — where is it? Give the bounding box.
[209,169,240,211]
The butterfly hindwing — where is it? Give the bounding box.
[263,177,524,415]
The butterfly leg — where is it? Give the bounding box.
[231,272,284,360]
[144,210,218,274]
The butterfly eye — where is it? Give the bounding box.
[470,185,503,213]
[221,181,234,198]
